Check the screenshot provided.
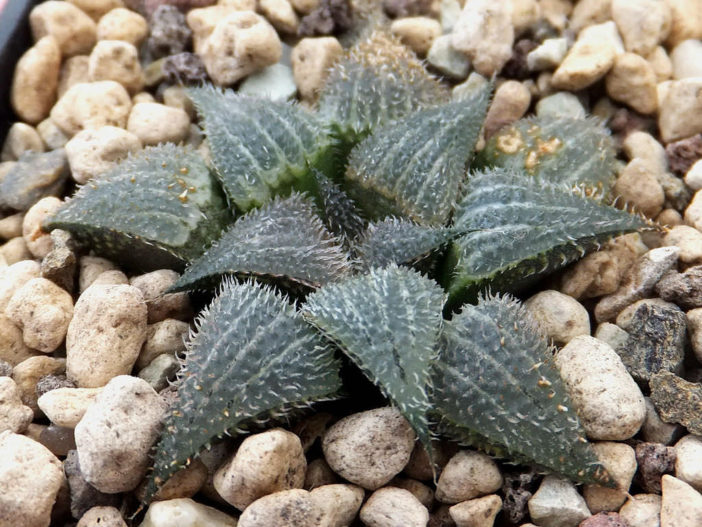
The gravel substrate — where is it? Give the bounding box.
[2,0,702,526]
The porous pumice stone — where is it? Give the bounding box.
[213,428,307,510]
[37,387,102,428]
[0,376,33,433]
[322,406,416,490]
[74,375,166,493]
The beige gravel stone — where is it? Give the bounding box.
[186,5,240,53]
[569,0,611,33]
[78,256,117,293]
[310,484,364,527]
[0,238,32,265]
[238,489,324,527]
[556,336,646,440]
[214,428,306,510]
[51,81,132,137]
[291,37,343,100]
[6,278,73,354]
[584,442,637,512]
[390,477,433,509]
[140,498,238,527]
[612,0,671,56]
[0,213,24,241]
[449,494,502,527]
[96,8,148,46]
[67,0,124,21]
[201,11,282,86]
[0,431,65,527]
[685,190,702,231]
[0,377,33,433]
[1,123,45,161]
[12,355,65,414]
[391,16,442,56]
[65,126,141,184]
[37,387,101,428]
[606,53,658,114]
[0,260,40,312]
[436,450,502,504]
[143,458,208,502]
[130,270,191,323]
[22,196,62,259]
[88,40,144,94]
[619,493,661,527]
[259,0,299,34]
[483,80,531,139]
[127,103,190,146]
[663,225,702,263]
[686,308,702,363]
[665,0,702,47]
[675,435,702,492]
[529,476,591,527]
[661,474,702,526]
[322,407,416,490]
[647,46,674,82]
[613,158,665,217]
[66,284,147,387]
[0,315,40,366]
[659,78,702,143]
[10,36,61,125]
[451,0,514,77]
[137,319,189,370]
[291,0,319,14]
[360,487,429,527]
[30,1,97,57]
[75,375,166,493]
[552,22,617,91]
[76,506,127,527]
[671,39,702,79]
[162,86,195,119]
[57,55,90,99]
[525,290,590,345]
[512,0,540,35]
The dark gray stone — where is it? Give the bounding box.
[163,52,208,85]
[39,424,76,457]
[36,374,75,398]
[41,229,77,293]
[147,5,191,59]
[0,149,68,211]
[0,359,12,377]
[634,441,676,493]
[656,266,702,309]
[64,450,121,520]
[614,302,686,382]
[502,467,540,524]
[650,371,702,435]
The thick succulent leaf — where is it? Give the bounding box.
[171,193,353,292]
[445,169,648,305]
[318,31,446,144]
[344,86,491,225]
[313,170,366,241]
[355,217,456,269]
[144,278,343,503]
[303,266,444,452]
[189,86,333,211]
[433,294,612,486]
[477,116,618,195]
[44,144,229,272]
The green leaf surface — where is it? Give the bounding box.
[355,217,456,269]
[477,116,618,194]
[189,86,333,211]
[303,266,444,453]
[171,193,353,292]
[433,294,612,486]
[344,86,491,225]
[318,32,447,144]
[446,169,648,305]
[44,144,229,272]
[313,170,366,241]
[144,278,343,503]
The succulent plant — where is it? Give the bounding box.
[45,32,651,505]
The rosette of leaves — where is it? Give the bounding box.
[44,32,647,505]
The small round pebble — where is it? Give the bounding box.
[360,487,429,527]
[436,450,503,504]
[238,489,324,527]
[130,270,192,323]
[88,40,144,94]
[583,442,637,513]
[0,432,65,527]
[0,314,39,367]
[96,8,149,47]
[449,494,502,527]
[65,126,142,184]
[78,256,118,293]
[1,122,45,161]
[12,355,65,414]
[126,102,190,146]
[390,16,442,56]
[37,387,102,428]
[140,497,237,527]
[309,484,364,527]
[660,475,702,527]
[10,36,61,125]
[74,375,166,493]
[214,428,306,510]
[51,81,132,137]
[0,376,33,433]
[22,196,62,259]
[322,406,416,490]
[76,506,127,527]
[556,336,646,440]
[524,290,590,345]
[30,1,97,57]
[291,37,343,100]
[675,435,702,492]
[618,493,661,527]
[528,476,591,527]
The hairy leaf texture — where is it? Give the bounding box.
[433,294,612,486]
[171,193,353,292]
[445,169,649,306]
[303,266,444,453]
[189,86,333,212]
[44,144,229,272]
[477,116,618,195]
[318,32,447,144]
[313,170,366,241]
[344,86,491,225]
[144,279,343,503]
[355,217,457,269]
